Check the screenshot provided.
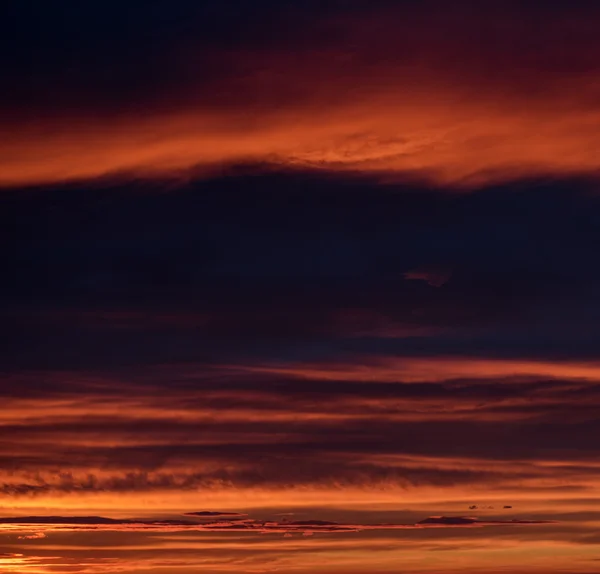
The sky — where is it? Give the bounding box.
[2,1,600,572]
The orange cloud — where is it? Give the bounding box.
[3,83,600,189]
[3,3,600,188]
[236,356,600,383]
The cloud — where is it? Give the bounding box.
[2,356,600,505]
[417,516,552,526]
[0,514,556,537]
[404,267,452,287]
[1,5,600,573]
[4,171,600,521]
[3,2,600,186]
[184,511,248,517]
[0,553,23,558]
[0,516,137,525]
[17,531,46,540]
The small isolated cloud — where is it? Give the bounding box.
[404,266,452,287]
[420,516,480,526]
[17,531,46,540]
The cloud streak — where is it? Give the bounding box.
[0,513,556,536]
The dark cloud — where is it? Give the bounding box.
[404,266,452,287]
[418,517,487,526]
[417,516,552,526]
[184,511,248,517]
[0,516,138,525]
[0,514,556,535]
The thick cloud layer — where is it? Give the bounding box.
[3,175,600,504]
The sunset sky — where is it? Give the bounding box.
[3,1,600,573]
